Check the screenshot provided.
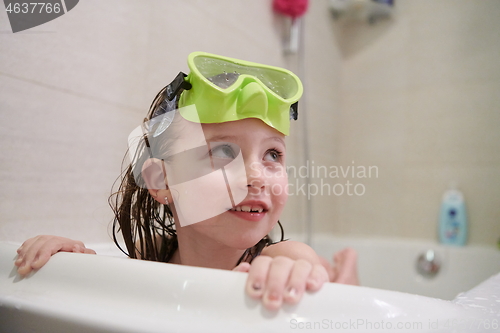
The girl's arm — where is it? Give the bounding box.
[233,241,329,311]
[15,235,96,275]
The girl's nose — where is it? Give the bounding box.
[246,160,266,193]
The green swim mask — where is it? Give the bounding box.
[176,52,303,136]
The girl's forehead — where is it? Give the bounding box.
[201,118,285,141]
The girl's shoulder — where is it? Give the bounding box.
[261,240,321,264]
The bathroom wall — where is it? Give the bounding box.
[0,0,339,243]
[326,0,500,245]
[1,0,498,247]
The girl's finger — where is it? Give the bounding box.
[245,256,272,300]
[16,235,41,256]
[283,259,312,304]
[83,248,97,255]
[306,264,329,292]
[261,256,294,311]
[30,248,54,270]
[232,262,250,272]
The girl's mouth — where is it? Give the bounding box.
[229,205,265,213]
[227,202,268,222]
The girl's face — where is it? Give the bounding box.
[170,117,288,250]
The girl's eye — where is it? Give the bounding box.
[264,149,283,162]
[210,144,237,159]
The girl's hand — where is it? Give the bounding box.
[233,255,329,311]
[331,248,360,285]
[319,247,360,285]
[15,235,96,276]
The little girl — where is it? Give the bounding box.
[15,52,358,310]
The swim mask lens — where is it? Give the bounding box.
[193,55,299,99]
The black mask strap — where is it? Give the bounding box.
[166,72,192,101]
[290,102,298,121]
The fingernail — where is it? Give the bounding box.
[287,287,297,299]
[266,291,280,302]
[252,283,261,291]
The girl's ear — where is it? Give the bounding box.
[142,158,170,204]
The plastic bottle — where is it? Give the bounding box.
[438,184,467,246]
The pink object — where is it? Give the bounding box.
[273,0,309,18]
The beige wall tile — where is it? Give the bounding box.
[405,81,500,166]
[0,1,151,111]
[0,74,137,243]
[407,0,500,88]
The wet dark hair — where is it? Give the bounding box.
[108,84,284,266]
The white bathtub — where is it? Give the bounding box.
[1,241,499,333]
[310,234,500,300]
